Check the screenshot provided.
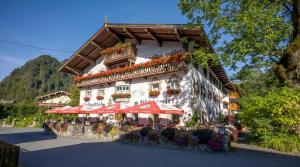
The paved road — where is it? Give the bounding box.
[0,127,299,167]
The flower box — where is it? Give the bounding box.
[166,86,180,96]
[111,93,131,99]
[96,95,104,100]
[74,52,186,82]
[83,97,90,101]
[149,90,160,97]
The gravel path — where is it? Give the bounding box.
[1,127,299,167]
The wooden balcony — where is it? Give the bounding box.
[76,62,187,87]
[104,47,136,65]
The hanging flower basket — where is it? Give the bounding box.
[83,97,90,101]
[149,90,160,97]
[96,95,104,100]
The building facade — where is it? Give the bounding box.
[59,23,234,125]
[36,91,71,108]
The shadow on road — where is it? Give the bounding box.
[0,129,56,144]
[19,141,300,167]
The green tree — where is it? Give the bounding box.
[68,85,80,106]
[239,87,300,152]
[178,0,299,86]
[0,55,73,102]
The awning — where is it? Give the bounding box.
[121,101,184,115]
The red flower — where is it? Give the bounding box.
[83,97,90,101]
[111,93,131,99]
[96,95,104,100]
[74,52,186,82]
[166,86,180,96]
[149,90,160,97]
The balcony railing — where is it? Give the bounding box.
[76,62,187,87]
[104,47,136,65]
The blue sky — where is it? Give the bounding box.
[0,0,231,81]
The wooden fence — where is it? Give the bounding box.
[0,141,20,167]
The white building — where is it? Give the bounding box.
[36,91,71,108]
[59,23,234,125]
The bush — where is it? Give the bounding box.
[260,133,300,152]
[121,130,140,143]
[119,125,131,133]
[192,129,214,144]
[140,126,152,137]
[208,135,223,152]
[161,127,177,141]
[174,131,191,147]
[147,130,160,142]
[240,87,300,152]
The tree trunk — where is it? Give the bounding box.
[277,0,300,87]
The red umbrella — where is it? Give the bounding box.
[46,105,84,114]
[121,101,184,115]
[88,103,129,114]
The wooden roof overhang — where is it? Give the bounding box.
[36,91,70,100]
[59,23,232,89]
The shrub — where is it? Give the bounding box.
[121,130,140,143]
[260,133,300,152]
[161,127,177,141]
[147,130,160,142]
[189,135,199,147]
[119,125,131,133]
[208,135,223,152]
[140,126,152,137]
[239,87,300,152]
[103,124,113,133]
[174,131,191,147]
[192,129,214,144]
[110,126,118,139]
[92,123,99,132]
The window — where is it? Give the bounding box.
[169,75,180,89]
[85,90,92,97]
[115,85,130,93]
[97,89,104,96]
[203,68,207,77]
[151,83,160,91]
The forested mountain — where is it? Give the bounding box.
[0,55,73,102]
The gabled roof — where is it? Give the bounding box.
[59,23,209,75]
[59,23,233,89]
[36,91,70,100]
